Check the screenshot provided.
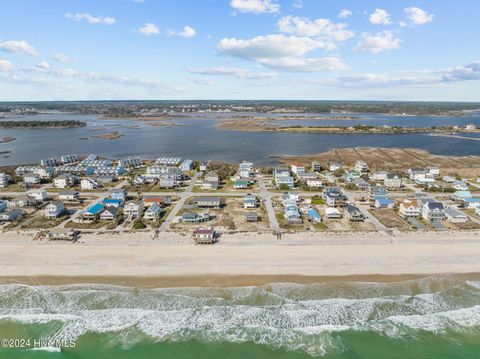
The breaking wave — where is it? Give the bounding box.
[1,275,480,356]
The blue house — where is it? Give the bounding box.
[375,198,395,209]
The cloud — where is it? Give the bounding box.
[230,0,280,14]
[189,77,214,85]
[186,66,278,79]
[338,9,352,19]
[404,7,434,25]
[277,16,354,49]
[35,61,50,71]
[354,31,400,53]
[177,26,196,38]
[219,34,327,59]
[292,0,303,9]
[218,34,348,72]
[52,53,72,63]
[258,57,348,72]
[369,9,391,25]
[0,40,39,56]
[138,23,160,35]
[309,61,480,89]
[0,60,14,72]
[65,13,115,25]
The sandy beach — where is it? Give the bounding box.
[0,230,480,287]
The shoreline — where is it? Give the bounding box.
[1,273,478,288]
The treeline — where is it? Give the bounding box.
[0,120,86,128]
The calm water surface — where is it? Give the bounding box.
[1,112,479,165]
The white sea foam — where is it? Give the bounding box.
[0,277,480,356]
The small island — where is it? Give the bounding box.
[0,120,86,129]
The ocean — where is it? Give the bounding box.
[1,275,480,358]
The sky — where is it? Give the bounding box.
[0,0,479,101]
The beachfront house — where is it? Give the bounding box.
[325,207,342,219]
[144,203,163,221]
[99,206,119,221]
[193,227,216,244]
[426,166,440,178]
[399,200,420,218]
[445,208,469,223]
[422,201,446,222]
[44,201,65,219]
[324,187,348,207]
[0,209,23,222]
[290,162,306,175]
[54,174,77,188]
[355,160,369,174]
[0,173,11,188]
[58,190,79,202]
[80,203,104,222]
[199,162,207,171]
[81,178,100,190]
[194,197,221,209]
[371,171,390,181]
[124,201,144,220]
[345,204,365,222]
[27,189,48,203]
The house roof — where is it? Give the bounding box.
[194,227,215,235]
[102,206,119,216]
[86,203,104,215]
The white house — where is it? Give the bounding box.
[306,178,323,188]
[445,208,469,223]
[329,162,343,172]
[452,181,468,191]
[54,174,76,189]
[58,190,79,202]
[0,173,11,188]
[24,173,40,185]
[325,207,342,219]
[27,189,48,203]
[99,206,119,221]
[355,160,369,173]
[144,203,163,221]
[45,201,65,219]
[8,195,36,208]
[399,200,420,218]
[124,200,144,219]
[290,162,306,175]
[384,174,402,189]
[81,178,100,190]
[422,201,446,222]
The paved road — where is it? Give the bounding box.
[258,176,280,232]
